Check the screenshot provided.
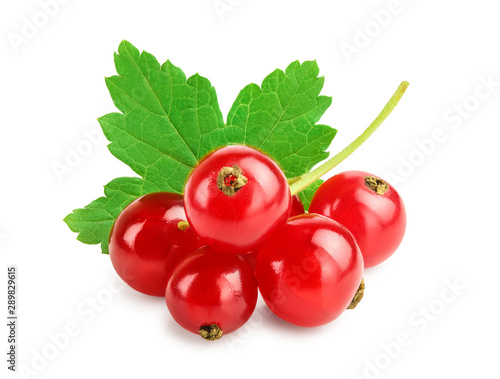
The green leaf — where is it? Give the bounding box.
[65,40,227,253]
[298,179,323,211]
[224,61,336,177]
[65,41,337,254]
[102,40,226,192]
[64,177,160,254]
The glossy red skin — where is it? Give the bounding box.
[109,192,204,297]
[256,214,363,327]
[240,251,258,273]
[166,246,258,336]
[289,195,305,217]
[184,145,291,254]
[241,195,305,272]
[309,171,406,268]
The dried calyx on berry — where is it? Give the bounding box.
[364,176,388,195]
[217,165,248,197]
[347,278,365,310]
[198,324,223,341]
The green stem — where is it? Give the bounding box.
[289,81,409,196]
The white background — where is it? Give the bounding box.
[1,1,499,378]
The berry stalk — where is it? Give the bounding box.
[289,81,409,196]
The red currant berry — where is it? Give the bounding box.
[309,171,406,268]
[256,214,363,327]
[241,195,305,272]
[109,192,204,297]
[289,194,305,218]
[184,145,291,254]
[166,246,258,340]
[240,251,258,273]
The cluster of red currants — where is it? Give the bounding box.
[109,145,406,341]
